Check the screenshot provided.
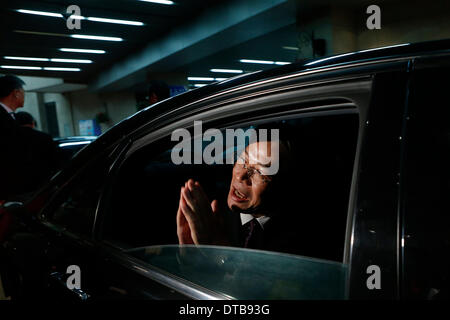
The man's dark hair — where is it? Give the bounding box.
[0,75,25,98]
[148,80,170,101]
[15,111,36,127]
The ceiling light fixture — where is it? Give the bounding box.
[43,67,81,71]
[50,58,92,64]
[187,77,215,81]
[240,59,291,66]
[17,9,144,26]
[214,78,228,81]
[240,59,274,65]
[139,0,175,5]
[1,65,42,70]
[4,56,92,64]
[17,9,62,18]
[210,69,243,74]
[71,34,123,42]
[4,56,49,62]
[87,17,144,26]
[59,48,105,54]
[193,84,207,88]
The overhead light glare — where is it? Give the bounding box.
[17,9,62,18]
[193,84,207,88]
[44,67,81,71]
[1,65,42,70]
[275,61,291,65]
[87,17,144,26]
[139,0,175,5]
[4,56,49,62]
[17,9,144,26]
[59,48,105,54]
[210,68,243,74]
[50,58,92,64]
[71,34,123,42]
[59,141,90,147]
[240,59,274,65]
[214,78,228,81]
[187,77,214,81]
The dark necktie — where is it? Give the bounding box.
[243,219,263,249]
[9,112,15,120]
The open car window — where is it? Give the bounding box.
[127,245,348,300]
[101,111,359,264]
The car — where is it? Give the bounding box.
[1,39,450,301]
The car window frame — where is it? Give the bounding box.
[93,76,372,299]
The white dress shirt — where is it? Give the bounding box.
[240,213,270,230]
[0,102,14,119]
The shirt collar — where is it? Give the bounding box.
[0,102,14,114]
[240,213,270,229]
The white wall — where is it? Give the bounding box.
[21,92,42,129]
[69,89,137,136]
[43,93,74,137]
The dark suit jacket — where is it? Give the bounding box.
[1,108,60,200]
[0,107,23,200]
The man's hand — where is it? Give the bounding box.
[176,179,227,245]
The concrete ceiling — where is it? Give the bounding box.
[0,0,303,92]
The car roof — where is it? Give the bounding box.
[93,39,450,150]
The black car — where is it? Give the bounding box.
[1,39,450,301]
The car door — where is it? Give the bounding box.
[4,140,124,300]
[90,69,375,299]
[400,54,450,299]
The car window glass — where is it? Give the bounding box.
[101,112,359,263]
[128,245,348,299]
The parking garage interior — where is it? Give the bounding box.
[0,0,449,138]
[1,0,450,303]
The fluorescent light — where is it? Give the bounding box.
[87,17,144,26]
[59,48,105,54]
[44,67,81,71]
[69,15,85,20]
[240,59,274,65]
[50,58,92,64]
[210,68,243,74]
[1,65,42,70]
[17,9,143,27]
[4,56,49,62]
[214,78,228,81]
[139,0,175,5]
[17,9,62,18]
[275,61,291,65]
[59,141,91,147]
[4,56,92,64]
[282,46,299,51]
[71,34,123,42]
[187,77,214,81]
[194,84,207,87]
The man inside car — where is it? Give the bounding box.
[176,138,303,255]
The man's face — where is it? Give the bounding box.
[227,141,278,214]
[14,88,25,110]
